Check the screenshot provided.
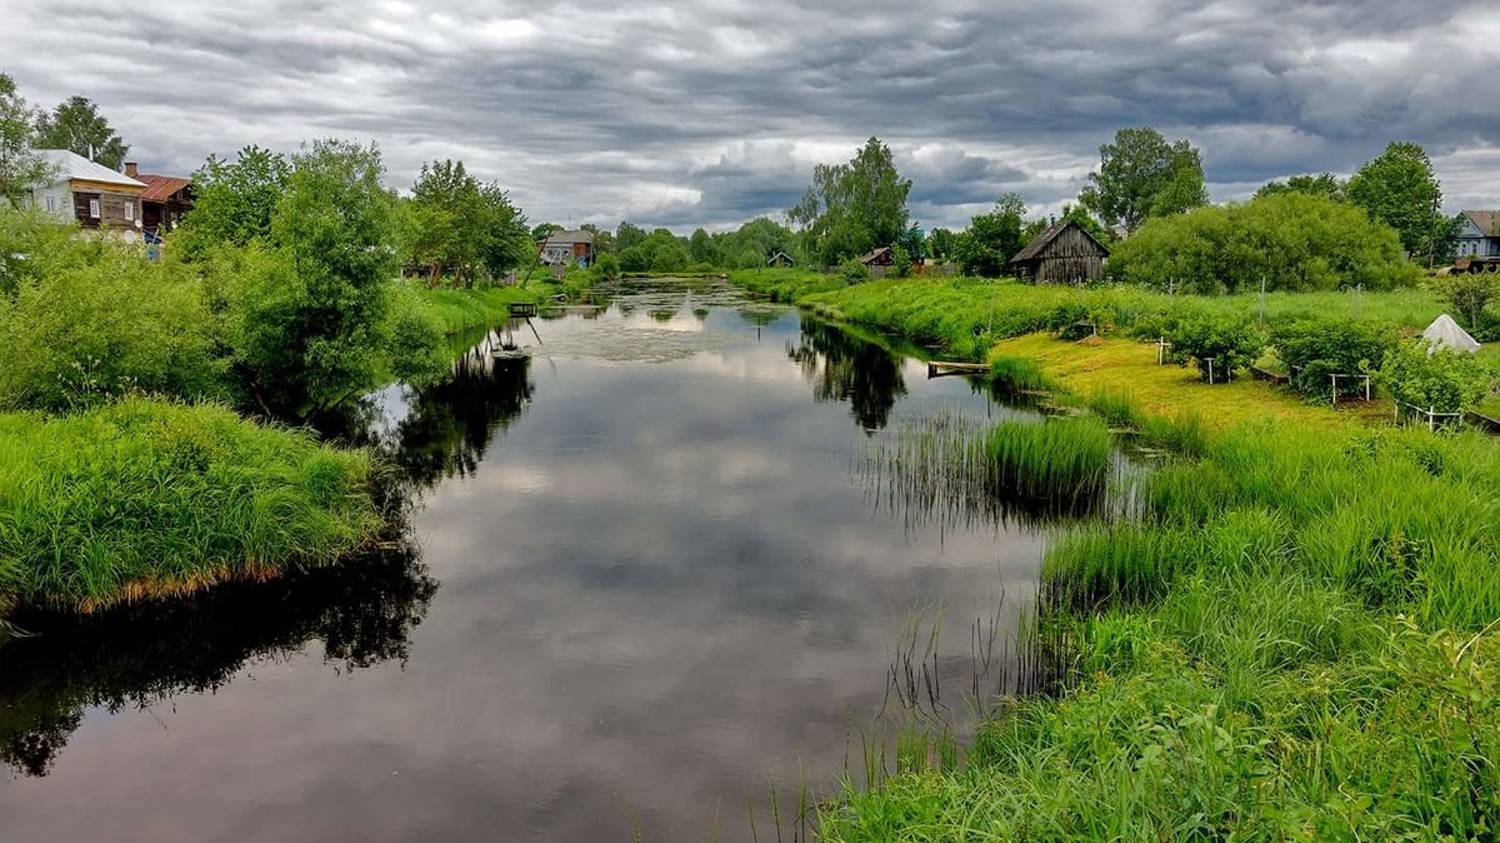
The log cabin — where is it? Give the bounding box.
[1007,220,1110,284]
[127,162,194,238]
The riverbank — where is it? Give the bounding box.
[725,270,1500,839]
[0,398,380,618]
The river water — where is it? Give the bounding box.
[0,278,1052,842]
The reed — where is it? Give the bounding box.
[982,417,1111,502]
[0,397,380,615]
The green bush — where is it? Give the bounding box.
[1270,317,1396,400]
[839,258,872,284]
[0,244,224,412]
[1378,339,1491,413]
[0,397,379,614]
[1166,313,1264,382]
[1109,192,1419,294]
[590,252,620,282]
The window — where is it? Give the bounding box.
[88,198,100,218]
[124,200,134,222]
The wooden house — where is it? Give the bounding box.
[1007,220,1109,284]
[27,149,146,238]
[539,229,595,267]
[1456,211,1500,259]
[127,163,194,238]
[858,246,895,267]
[766,251,795,267]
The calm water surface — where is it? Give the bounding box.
[0,278,1049,841]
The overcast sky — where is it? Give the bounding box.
[4,0,1498,232]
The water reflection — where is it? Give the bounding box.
[0,543,436,778]
[789,318,907,430]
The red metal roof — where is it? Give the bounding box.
[138,174,192,203]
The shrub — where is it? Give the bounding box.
[383,283,447,386]
[1166,313,1264,382]
[1271,317,1397,400]
[1378,339,1490,413]
[589,252,621,283]
[892,245,913,278]
[0,244,224,412]
[1108,192,1419,294]
[1443,272,1498,339]
[839,258,871,284]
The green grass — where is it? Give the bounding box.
[410,284,541,336]
[727,267,850,302]
[0,397,380,615]
[984,417,1111,502]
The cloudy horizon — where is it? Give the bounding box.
[4,0,1498,233]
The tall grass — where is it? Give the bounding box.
[983,418,1111,502]
[0,397,380,614]
[411,284,539,336]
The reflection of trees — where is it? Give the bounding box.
[789,318,907,430]
[0,543,436,778]
[385,348,534,490]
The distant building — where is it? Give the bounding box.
[25,149,146,238]
[858,246,895,267]
[1456,211,1500,258]
[1008,220,1110,285]
[127,162,194,238]
[766,250,795,268]
[540,229,595,266]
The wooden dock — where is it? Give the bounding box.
[926,361,990,378]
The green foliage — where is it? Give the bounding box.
[1254,172,1344,201]
[0,74,52,209]
[955,193,1026,277]
[1346,141,1449,260]
[1079,127,1206,233]
[33,95,128,170]
[839,258,871,285]
[891,244,913,278]
[983,417,1110,500]
[1379,339,1491,413]
[1108,192,1418,293]
[0,397,378,614]
[788,136,912,264]
[175,145,290,259]
[1270,317,1396,399]
[382,282,448,386]
[591,251,621,282]
[0,239,223,411]
[0,207,94,296]
[400,159,530,285]
[1443,272,1498,337]
[927,228,957,261]
[1166,312,1264,381]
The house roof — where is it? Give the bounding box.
[542,229,594,245]
[37,149,145,189]
[1009,220,1110,264]
[858,246,891,264]
[766,250,794,264]
[138,174,192,203]
[1461,211,1500,237]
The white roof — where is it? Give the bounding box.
[1422,313,1481,353]
[37,149,145,188]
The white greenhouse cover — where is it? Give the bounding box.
[1421,314,1481,353]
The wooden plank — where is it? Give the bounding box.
[927,360,990,378]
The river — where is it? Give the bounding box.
[0,278,1054,841]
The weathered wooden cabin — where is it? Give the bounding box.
[1008,220,1109,284]
[858,246,895,268]
[766,250,795,267]
[27,149,146,238]
[128,163,195,237]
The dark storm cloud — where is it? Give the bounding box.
[4,0,1498,229]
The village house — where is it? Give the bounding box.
[1456,210,1500,259]
[26,149,146,239]
[766,250,795,267]
[1007,220,1110,284]
[126,162,194,238]
[539,229,595,266]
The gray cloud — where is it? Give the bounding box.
[3,0,1497,230]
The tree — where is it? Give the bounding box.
[223,140,398,415]
[688,227,719,265]
[788,136,912,264]
[1255,173,1344,202]
[1345,142,1447,263]
[176,145,291,258]
[0,74,53,208]
[35,96,129,169]
[927,228,956,261]
[954,193,1027,277]
[615,221,647,252]
[1107,192,1419,294]
[1079,127,1206,233]
[1444,273,1497,334]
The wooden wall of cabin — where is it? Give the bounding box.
[71,189,141,231]
[1032,225,1107,285]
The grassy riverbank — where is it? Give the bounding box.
[0,398,380,617]
[728,270,1500,839]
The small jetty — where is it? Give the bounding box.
[927,361,990,379]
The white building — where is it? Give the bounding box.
[23,149,147,239]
